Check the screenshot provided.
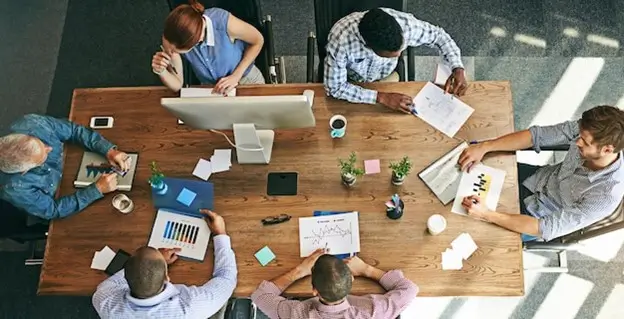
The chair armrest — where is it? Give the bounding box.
[407,47,415,81]
[523,240,579,251]
[307,32,316,83]
[520,145,570,152]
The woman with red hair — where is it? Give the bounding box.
[152,0,265,94]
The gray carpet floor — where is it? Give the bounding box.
[1,0,624,318]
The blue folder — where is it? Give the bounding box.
[151,177,214,218]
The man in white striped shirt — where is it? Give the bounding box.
[324,8,467,113]
[458,105,624,241]
[92,210,236,319]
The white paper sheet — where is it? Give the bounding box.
[412,82,474,138]
[90,246,116,270]
[192,158,212,180]
[441,248,463,270]
[451,233,478,260]
[434,63,453,86]
[451,164,506,215]
[210,149,232,173]
[299,212,360,257]
[147,209,211,262]
[180,88,236,98]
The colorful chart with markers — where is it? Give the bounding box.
[162,221,200,247]
[147,209,211,262]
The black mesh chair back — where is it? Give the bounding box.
[166,0,271,85]
[312,0,407,82]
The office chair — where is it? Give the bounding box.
[521,144,624,273]
[0,200,48,266]
[165,0,284,85]
[305,0,416,83]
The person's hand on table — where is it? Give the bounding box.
[377,92,413,114]
[444,68,468,96]
[214,73,241,95]
[461,195,490,220]
[200,209,227,235]
[344,255,371,277]
[295,248,326,278]
[95,173,118,194]
[458,143,489,172]
[106,149,130,172]
[159,247,182,264]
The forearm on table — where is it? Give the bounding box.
[159,70,183,92]
[482,130,533,152]
[270,267,306,292]
[482,210,540,236]
[362,265,387,282]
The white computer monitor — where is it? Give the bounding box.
[161,90,316,164]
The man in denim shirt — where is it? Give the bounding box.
[0,114,130,220]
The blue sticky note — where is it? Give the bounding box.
[176,188,197,207]
[254,246,276,266]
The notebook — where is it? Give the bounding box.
[74,152,138,191]
[418,142,468,205]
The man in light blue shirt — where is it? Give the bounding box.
[458,105,624,241]
[92,210,237,319]
[0,114,129,220]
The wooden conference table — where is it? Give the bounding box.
[38,82,523,296]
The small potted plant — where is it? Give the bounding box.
[338,152,364,187]
[148,161,168,195]
[389,156,413,186]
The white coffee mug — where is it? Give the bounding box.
[329,115,347,138]
[427,214,447,235]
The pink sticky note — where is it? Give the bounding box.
[364,159,381,174]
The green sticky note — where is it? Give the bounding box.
[254,246,276,266]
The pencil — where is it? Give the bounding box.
[159,45,178,75]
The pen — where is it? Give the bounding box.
[159,45,178,75]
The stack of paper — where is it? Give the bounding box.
[442,248,463,270]
[91,246,116,270]
[192,149,232,180]
[441,233,478,270]
[211,149,232,173]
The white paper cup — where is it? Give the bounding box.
[427,214,447,235]
[112,194,134,214]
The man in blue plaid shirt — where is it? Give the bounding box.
[324,8,467,113]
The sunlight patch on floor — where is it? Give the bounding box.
[400,296,454,319]
[576,228,624,263]
[596,284,624,319]
[533,274,594,319]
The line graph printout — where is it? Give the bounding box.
[413,82,474,138]
[299,212,360,257]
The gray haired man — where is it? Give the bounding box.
[0,114,129,219]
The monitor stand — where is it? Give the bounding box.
[232,123,274,164]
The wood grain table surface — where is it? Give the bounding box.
[38,81,523,297]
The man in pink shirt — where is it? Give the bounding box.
[251,249,418,319]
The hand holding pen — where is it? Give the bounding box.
[151,45,178,75]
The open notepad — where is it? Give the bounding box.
[419,142,468,205]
